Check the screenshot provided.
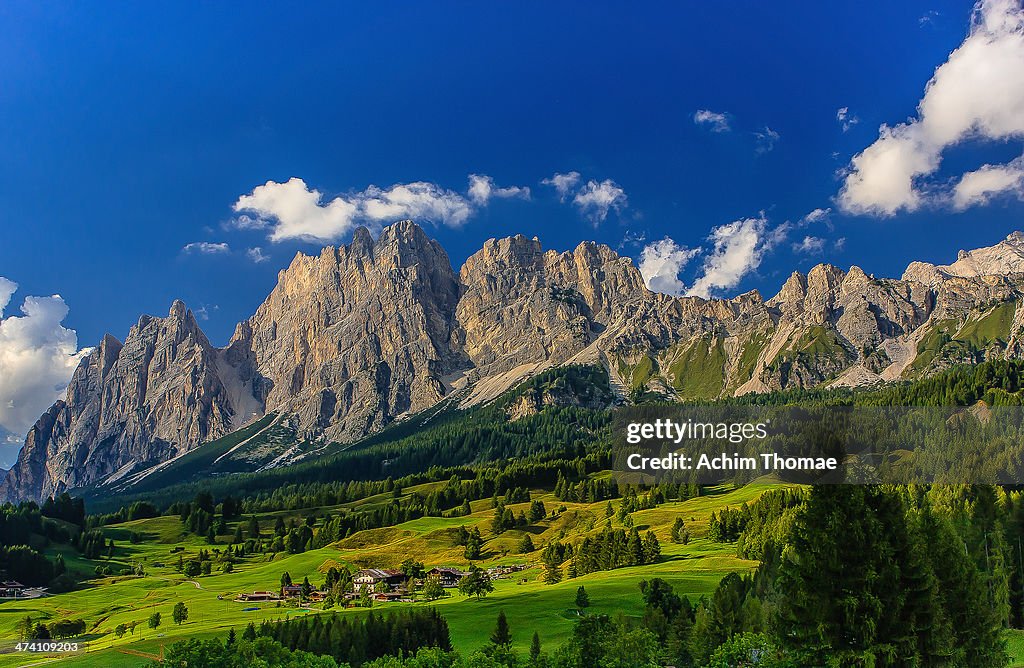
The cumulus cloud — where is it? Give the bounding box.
[793,236,827,254]
[360,182,472,227]
[183,241,230,254]
[839,0,1024,216]
[837,107,860,132]
[952,155,1024,208]
[541,171,582,201]
[573,179,627,225]
[246,247,270,263]
[687,216,768,298]
[467,174,530,205]
[233,177,475,243]
[234,178,360,243]
[0,279,90,438]
[693,109,731,133]
[754,127,781,154]
[638,238,702,296]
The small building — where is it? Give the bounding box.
[354,568,406,593]
[0,581,25,598]
[427,567,465,588]
[236,591,281,602]
[282,584,304,598]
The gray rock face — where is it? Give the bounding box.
[454,236,647,377]
[0,302,254,501]
[242,221,460,443]
[4,223,1024,502]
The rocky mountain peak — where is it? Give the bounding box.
[243,220,460,443]
[903,230,1024,285]
[768,271,808,307]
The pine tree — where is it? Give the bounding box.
[575,585,590,610]
[490,610,512,648]
[529,631,542,665]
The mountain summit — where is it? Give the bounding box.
[4,224,1024,502]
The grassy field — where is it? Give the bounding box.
[0,479,772,667]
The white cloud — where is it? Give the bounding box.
[0,278,15,313]
[793,236,827,254]
[246,247,270,263]
[836,107,860,132]
[226,214,269,231]
[467,174,530,205]
[755,127,780,154]
[0,279,90,437]
[638,238,702,296]
[0,426,21,469]
[194,304,218,321]
[801,207,832,224]
[183,241,230,254]
[573,179,627,225]
[952,155,1024,208]
[839,0,1024,216]
[763,207,832,251]
[233,177,474,243]
[834,237,847,251]
[687,216,768,298]
[619,229,647,250]
[694,109,731,133]
[360,182,472,227]
[541,171,581,201]
[234,177,362,243]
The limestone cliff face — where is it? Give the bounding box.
[241,221,460,442]
[5,223,1024,502]
[453,236,647,377]
[0,302,257,501]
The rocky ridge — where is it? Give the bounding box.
[3,226,1024,502]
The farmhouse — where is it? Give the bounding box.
[0,581,25,598]
[427,567,465,588]
[353,568,405,593]
[282,584,304,598]
[236,591,281,602]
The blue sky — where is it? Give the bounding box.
[1,0,1024,460]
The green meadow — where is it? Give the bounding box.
[0,480,771,667]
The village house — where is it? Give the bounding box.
[353,568,406,593]
[282,584,304,599]
[427,567,465,588]
[0,581,25,598]
[236,591,281,602]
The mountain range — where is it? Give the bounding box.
[4,221,1024,503]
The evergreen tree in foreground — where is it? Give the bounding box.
[490,610,512,648]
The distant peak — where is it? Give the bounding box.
[903,231,1024,284]
[169,299,188,319]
